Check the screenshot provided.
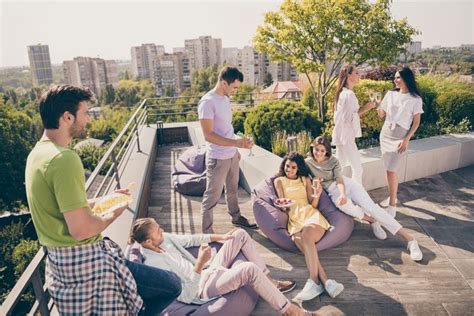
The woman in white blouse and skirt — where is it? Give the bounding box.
[332,65,376,185]
[377,66,423,217]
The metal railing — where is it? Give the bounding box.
[0,100,149,316]
[1,91,301,314]
[145,91,301,123]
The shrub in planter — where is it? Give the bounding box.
[436,89,474,127]
[244,101,322,151]
[417,76,439,124]
[232,110,249,134]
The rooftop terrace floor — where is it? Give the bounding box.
[148,144,474,316]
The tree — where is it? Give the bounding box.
[263,72,273,87]
[254,0,418,121]
[191,65,219,93]
[0,104,37,209]
[101,84,116,105]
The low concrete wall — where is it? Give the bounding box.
[358,133,474,190]
[103,126,158,249]
[187,123,474,192]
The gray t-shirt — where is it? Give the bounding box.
[198,89,237,160]
[305,156,342,190]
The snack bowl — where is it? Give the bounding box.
[273,198,295,208]
[91,193,133,216]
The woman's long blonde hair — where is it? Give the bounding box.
[334,64,356,111]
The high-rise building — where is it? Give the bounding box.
[63,57,118,97]
[173,47,185,54]
[237,46,298,86]
[153,52,191,96]
[267,61,299,82]
[131,44,165,79]
[238,46,267,86]
[27,44,53,86]
[398,41,423,61]
[223,47,240,66]
[184,36,222,69]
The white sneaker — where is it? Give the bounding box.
[292,279,324,302]
[408,240,423,262]
[324,279,344,298]
[380,197,397,208]
[386,205,397,218]
[371,222,387,240]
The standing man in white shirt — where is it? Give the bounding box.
[198,66,257,233]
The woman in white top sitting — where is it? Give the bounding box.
[377,66,423,217]
[332,65,376,185]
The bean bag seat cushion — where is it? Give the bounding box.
[172,147,207,196]
[252,176,354,253]
[125,242,258,316]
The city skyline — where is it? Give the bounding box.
[1,0,473,68]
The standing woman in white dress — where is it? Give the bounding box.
[377,66,423,217]
[332,65,376,185]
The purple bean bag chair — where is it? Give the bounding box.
[126,242,258,316]
[172,147,207,196]
[252,177,354,252]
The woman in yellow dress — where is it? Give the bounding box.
[274,152,344,302]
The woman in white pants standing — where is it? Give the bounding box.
[305,136,423,262]
[332,65,376,185]
[377,66,423,217]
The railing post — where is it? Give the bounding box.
[110,150,121,189]
[31,270,50,316]
[145,104,150,127]
[134,116,142,153]
[287,136,297,153]
[157,121,164,146]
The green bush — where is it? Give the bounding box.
[232,110,249,134]
[12,240,40,278]
[75,144,111,174]
[416,76,439,123]
[436,89,474,126]
[0,221,27,304]
[244,101,322,151]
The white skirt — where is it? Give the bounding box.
[380,123,409,171]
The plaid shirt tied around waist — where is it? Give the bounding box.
[45,238,143,315]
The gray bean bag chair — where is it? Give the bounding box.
[126,242,258,316]
[252,176,354,252]
[172,147,207,196]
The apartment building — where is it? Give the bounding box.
[63,57,118,97]
[184,36,222,69]
[153,52,191,96]
[131,44,165,79]
[223,47,240,66]
[237,46,298,86]
[27,44,53,86]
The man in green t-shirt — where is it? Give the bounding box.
[25,85,181,315]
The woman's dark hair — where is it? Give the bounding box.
[39,84,96,129]
[218,66,244,85]
[128,218,156,245]
[334,64,356,109]
[278,152,310,179]
[309,136,332,159]
[395,66,421,98]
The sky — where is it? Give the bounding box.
[0,0,473,68]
